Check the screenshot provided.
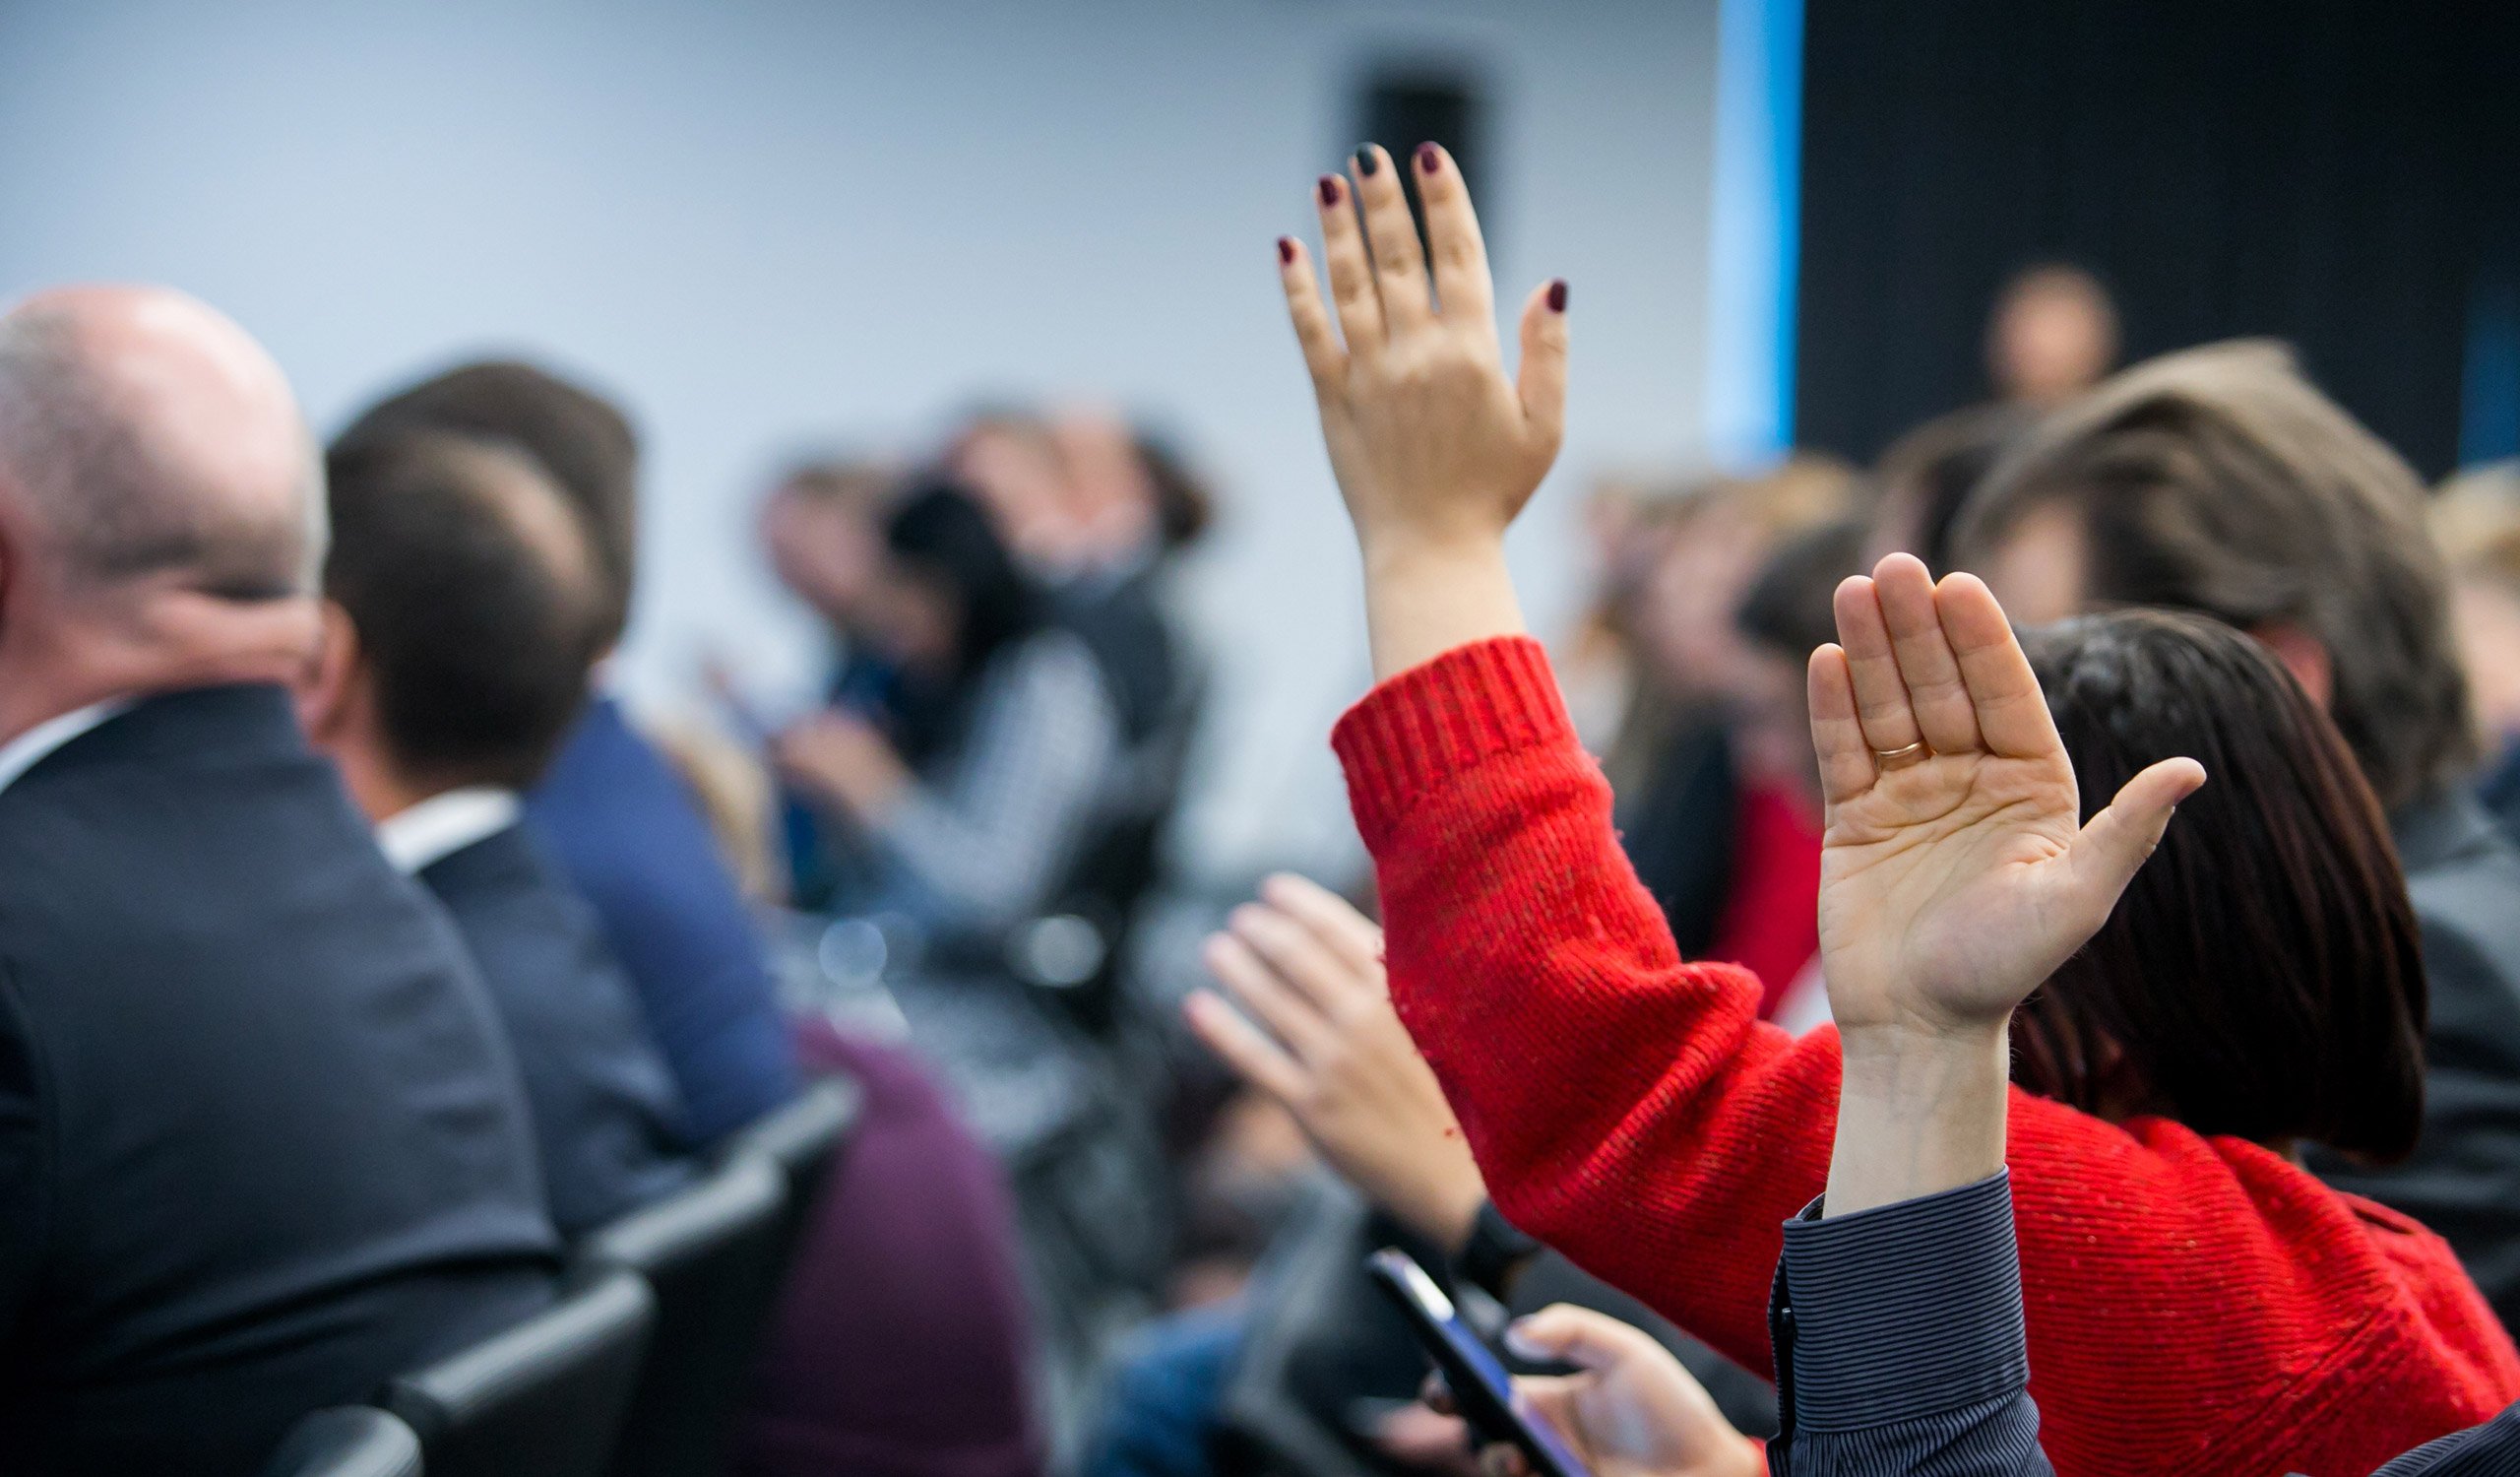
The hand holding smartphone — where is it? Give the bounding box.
[1365,1249,1594,1477]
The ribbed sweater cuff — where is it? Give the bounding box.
[1331,637,1574,849]
[1780,1171,2027,1434]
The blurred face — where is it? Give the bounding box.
[1631,502,1770,700]
[762,486,883,629]
[1990,283,2116,407]
[858,562,959,673]
[2452,576,2520,747]
[1978,501,2090,627]
[949,423,1079,571]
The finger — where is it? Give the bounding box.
[1515,280,1570,455]
[1350,145,1432,332]
[1259,873,1386,979]
[1934,571,2066,759]
[1833,573,1926,756]
[1277,236,1347,392]
[1874,552,1984,755]
[1230,902,1370,1015]
[1480,1444,1529,1477]
[1806,643,1877,805]
[1316,172,1385,362]
[2063,757,2208,927]
[1502,1305,1657,1375]
[1420,1372,1455,1417]
[1411,143,1494,328]
[1182,989,1309,1104]
[1204,931,1338,1060]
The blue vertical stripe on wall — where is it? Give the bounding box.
[2464,271,2520,466]
[1702,0,1803,468]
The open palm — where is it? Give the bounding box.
[1809,555,2205,1039]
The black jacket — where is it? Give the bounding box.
[0,687,558,1476]
[418,821,697,1236]
[2312,790,2520,1332]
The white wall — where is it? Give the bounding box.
[0,0,1723,882]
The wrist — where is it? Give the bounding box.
[1356,535,1525,680]
[1825,1025,2010,1219]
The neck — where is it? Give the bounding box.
[331,742,446,827]
[0,589,319,749]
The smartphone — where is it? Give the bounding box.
[1365,1249,1593,1477]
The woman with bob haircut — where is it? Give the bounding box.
[1262,145,2520,1477]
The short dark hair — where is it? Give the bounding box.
[2017,610,2426,1161]
[338,360,639,644]
[323,431,609,791]
[1873,402,2035,575]
[1954,340,2473,811]
[1132,428,1214,550]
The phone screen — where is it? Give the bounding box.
[1366,1249,1593,1477]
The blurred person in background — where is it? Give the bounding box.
[1953,340,2520,1333]
[297,428,697,1237]
[0,288,557,1476]
[1985,264,2118,408]
[1863,401,2036,575]
[2429,460,2520,838]
[340,360,803,1144]
[1613,455,1862,999]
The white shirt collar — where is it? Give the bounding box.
[376,786,522,874]
[0,699,134,799]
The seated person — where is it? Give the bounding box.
[1267,147,2518,1477]
[339,360,801,1143]
[298,427,697,1235]
[0,288,556,1476]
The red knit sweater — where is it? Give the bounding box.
[1334,637,2520,1477]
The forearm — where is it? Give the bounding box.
[1824,1028,2011,1219]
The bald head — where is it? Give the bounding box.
[0,285,320,604]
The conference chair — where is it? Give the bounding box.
[381,1268,655,1477]
[716,1071,862,1266]
[259,1406,423,1477]
[580,1155,788,1477]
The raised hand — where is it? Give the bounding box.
[1278,145,1568,676]
[1809,554,2205,1039]
[1809,554,2204,1214]
[1183,872,1487,1253]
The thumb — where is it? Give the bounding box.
[1515,279,1570,453]
[2063,756,2207,923]
[1503,1304,1651,1373]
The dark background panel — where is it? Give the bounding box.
[1794,0,2520,478]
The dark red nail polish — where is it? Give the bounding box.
[1354,145,1380,176]
[1546,279,1569,312]
[1317,175,1341,207]
[1417,143,1440,174]
[1277,236,1295,265]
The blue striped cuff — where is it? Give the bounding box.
[1780,1170,2026,1434]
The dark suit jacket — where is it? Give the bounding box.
[525,696,800,1144]
[419,821,699,1236]
[2311,790,2520,1331]
[0,686,558,1477]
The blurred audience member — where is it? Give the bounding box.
[298,429,697,1235]
[1615,456,1860,994]
[2430,460,2520,837]
[1953,341,2520,1330]
[951,409,1089,573]
[1864,401,2036,574]
[777,482,1121,942]
[0,289,556,1475]
[1985,264,2118,408]
[342,360,803,1143]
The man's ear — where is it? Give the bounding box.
[291,601,362,742]
[2251,621,2335,710]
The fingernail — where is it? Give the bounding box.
[1317,174,1341,207]
[1277,236,1295,265]
[1416,143,1440,174]
[1546,279,1569,312]
[1502,1322,1546,1361]
[1354,145,1380,176]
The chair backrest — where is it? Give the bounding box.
[579,1156,788,1477]
[716,1073,862,1264]
[260,1406,423,1477]
[381,1268,655,1477]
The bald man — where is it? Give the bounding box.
[0,288,558,1475]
